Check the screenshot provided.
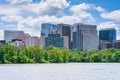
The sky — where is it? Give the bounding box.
[0,0,120,40]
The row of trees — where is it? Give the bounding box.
[0,44,120,63]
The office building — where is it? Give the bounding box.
[25,36,40,47]
[99,28,116,42]
[0,40,5,45]
[15,33,30,44]
[40,36,46,47]
[40,33,69,49]
[72,23,99,50]
[57,24,72,49]
[41,23,57,36]
[113,40,120,49]
[99,40,112,49]
[10,39,24,47]
[4,30,24,43]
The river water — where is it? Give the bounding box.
[0,63,120,80]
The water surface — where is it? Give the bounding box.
[0,63,120,80]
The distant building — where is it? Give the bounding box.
[72,23,99,50]
[40,33,69,49]
[10,39,24,47]
[15,33,30,44]
[99,40,112,49]
[57,24,72,49]
[45,34,64,48]
[4,30,24,43]
[99,28,116,42]
[0,40,5,45]
[40,36,46,47]
[41,23,57,36]
[113,40,120,49]
[25,36,40,47]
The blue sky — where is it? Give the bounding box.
[0,0,120,40]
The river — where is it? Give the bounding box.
[0,63,120,80]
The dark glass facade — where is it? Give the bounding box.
[99,28,116,42]
[45,34,63,48]
[41,23,57,36]
[57,24,71,49]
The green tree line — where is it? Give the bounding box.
[0,44,120,63]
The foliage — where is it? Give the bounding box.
[0,44,120,63]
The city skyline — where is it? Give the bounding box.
[0,0,120,40]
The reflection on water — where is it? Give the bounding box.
[0,63,120,80]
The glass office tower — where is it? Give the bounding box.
[99,28,116,42]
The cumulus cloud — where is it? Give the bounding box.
[25,0,70,16]
[97,21,119,30]
[70,3,95,22]
[1,0,70,16]
[101,10,120,22]
[94,6,105,12]
[8,0,32,5]
[1,15,24,22]
[17,16,41,36]
[0,5,21,15]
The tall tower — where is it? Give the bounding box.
[72,23,99,50]
[57,24,72,49]
[41,23,57,36]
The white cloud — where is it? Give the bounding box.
[70,3,95,22]
[0,30,4,40]
[94,6,105,12]
[25,0,70,16]
[8,0,32,5]
[70,3,91,13]
[101,10,120,22]
[97,22,119,30]
[1,15,24,22]
[1,0,70,16]
[17,16,41,36]
[0,5,21,15]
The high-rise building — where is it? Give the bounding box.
[72,23,99,50]
[41,23,57,36]
[57,24,72,49]
[99,28,116,42]
[4,30,24,43]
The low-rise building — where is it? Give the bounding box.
[113,40,120,49]
[25,36,40,47]
[0,40,6,45]
[10,39,24,47]
[99,40,112,49]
